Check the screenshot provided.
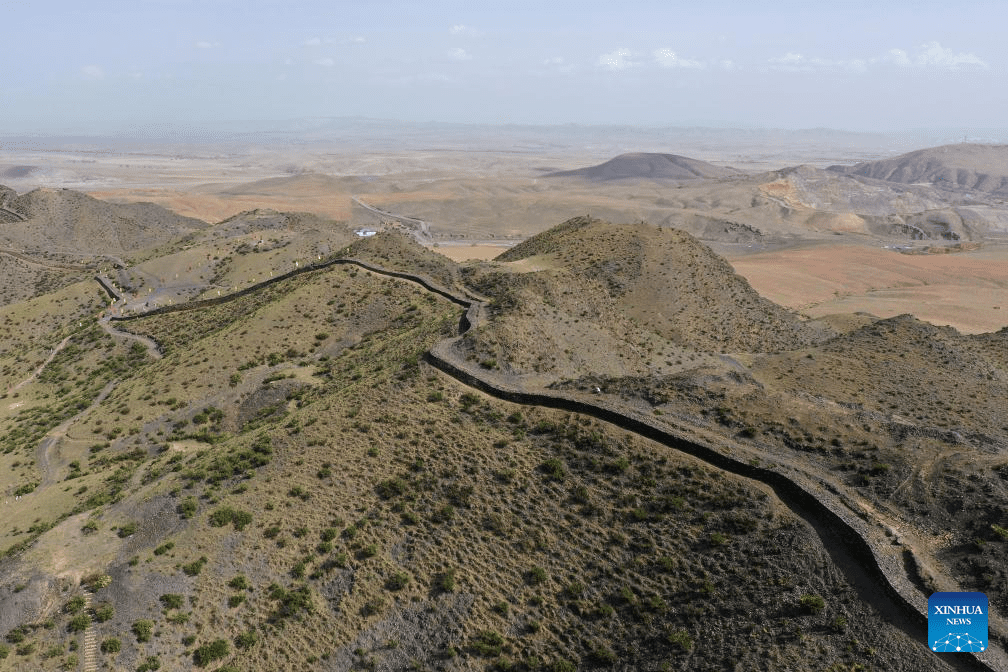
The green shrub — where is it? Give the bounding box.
[5,627,25,644]
[100,638,121,654]
[273,584,313,620]
[177,496,197,519]
[527,566,548,585]
[160,593,184,609]
[800,594,825,615]
[234,630,257,650]
[287,486,311,501]
[208,506,253,530]
[470,631,504,657]
[84,573,112,591]
[227,594,245,608]
[437,568,456,593]
[432,504,454,523]
[709,532,729,546]
[132,620,154,643]
[231,510,253,531]
[13,482,37,496]
[227,575,249,590]
[182,556,207,576]
[0,644,8,659]
[539,458,565,481]
[67,614,90,632]
[192,639,229,667]
[64,595,86,614]
[137,655,161,671]
[360,597,385,617]
[385,572,409,591]
[590,644,617,665]
[667,628,693,651]
[117,522,137,538]
[94,603,114,622]
[376,477,408,499]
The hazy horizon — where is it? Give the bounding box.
[4,0,1006,135]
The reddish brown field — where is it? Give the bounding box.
[728,243,1008,334]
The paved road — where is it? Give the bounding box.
[351,196,431,243]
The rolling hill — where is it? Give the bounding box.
[0,186,208,256]
[0,204,1005,671]
[830,143,1008,196]
[543,153,739,181]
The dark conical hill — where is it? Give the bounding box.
[543,152,739,181]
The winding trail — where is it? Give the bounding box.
[36,381,117,487]
[6,334,73,395]
[107,253,1004,671]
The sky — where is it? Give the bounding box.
[2,0,1005,134]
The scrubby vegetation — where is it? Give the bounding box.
[0,217,997,672]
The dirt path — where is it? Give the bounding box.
[98,317,162,360]
[36,381,116,486]
[6,334,73,395]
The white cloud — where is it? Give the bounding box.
[195,41,219,49]
[349,36,366,44]
[543,56,564,66]
[81,65,104,81]
[653,48,704,69]
[447,47,472,61]
[912,41,988,69]
[765,42,988,74]
[599,48,639,71]
[303,37,321,46]
[772,52,804,65]
[315,57,335,67]
[887,48,911,66]
[450,24,478,35]
[720,59,735,71]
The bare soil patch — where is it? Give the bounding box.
[728,242,1008,333]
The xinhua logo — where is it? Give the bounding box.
[929,592,988,653]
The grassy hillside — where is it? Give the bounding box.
[0,227,955,672]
